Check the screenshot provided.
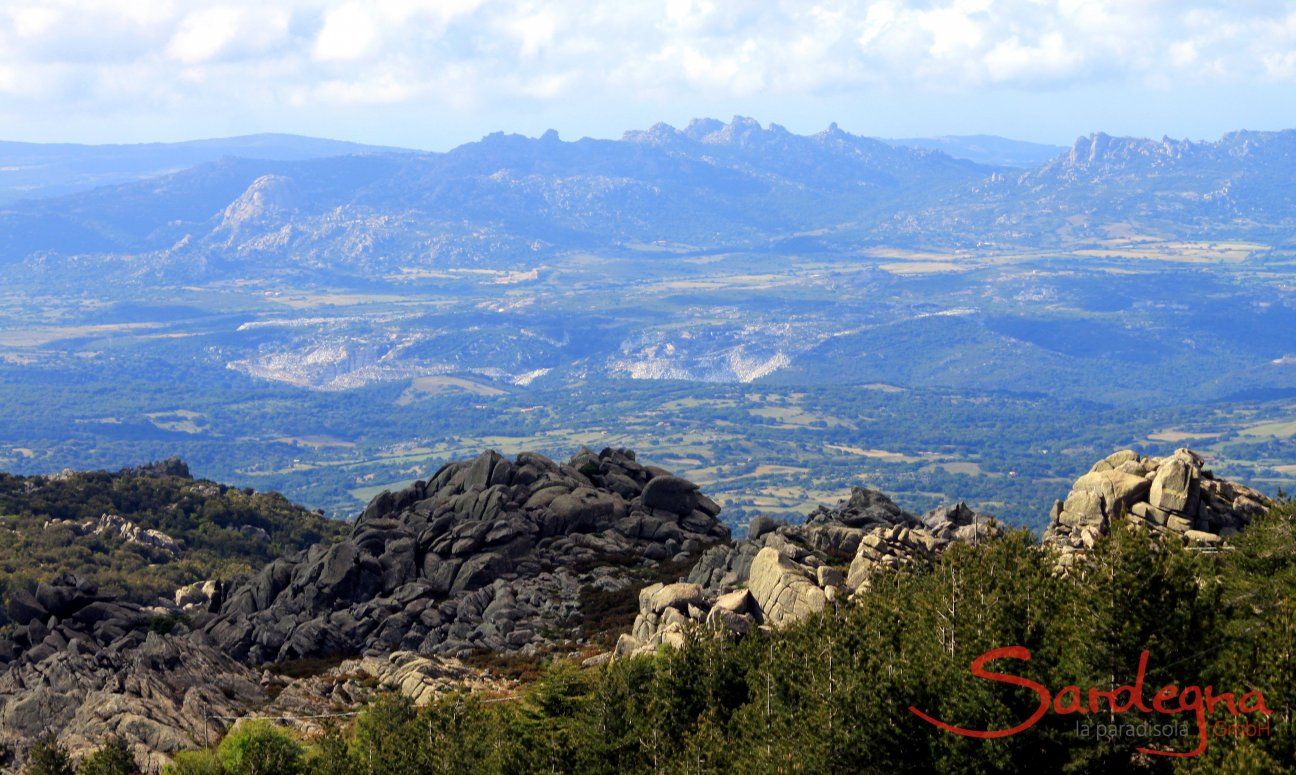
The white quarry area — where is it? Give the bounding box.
[608,321,818,383]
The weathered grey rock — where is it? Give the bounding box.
[644,583,704,614]
[641,476,700,516]
[747,516,778,539]
[1044,448,1269,560]
[199,448,727,663]
[805,487,911,528]
[616,485,1002,656]
[746,548,826,627]
[846,525,941,591]
[1149,458,1199,514]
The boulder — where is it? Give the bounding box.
[641,476,700,516]
[1044,448,1270,560]
[746,548,825,627]
[644,582,704,614]
[1149,458,1199,514]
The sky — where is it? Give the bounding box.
[1,0,1295,149]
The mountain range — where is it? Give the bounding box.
[4,118,1294,289]
[0,134,404,204]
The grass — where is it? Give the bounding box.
[1240,420,1296,439]
[0,322,162,347]
[274,434,357,449]
[749,406,854,429]
[397,375,507,405]
[824,445,933,463]
[1148,429,1220,442]
[878,261,969,275]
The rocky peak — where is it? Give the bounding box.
[621,122,683,145]
[202,448,728,664]
[218,174,297,234]
[681,117,726,141]
[805,485,915,528]
[696,116,771,147]
[1042,448,1270,565]
[120,457,191,479]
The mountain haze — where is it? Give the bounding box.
[0,133,408,205]
[3,119,1295,291]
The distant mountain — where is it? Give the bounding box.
[0,133,409,204]
[893,130,1296,246]
[0,117,993,285]
[3,120,1296,289]
[882,134,1065,167]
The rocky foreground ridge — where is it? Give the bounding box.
[202,447,729,662]
[0,447,1274,768]
[614,488,999,656]
[0,448,729,765]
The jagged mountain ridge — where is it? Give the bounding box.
[5,119,1296,289]
[894,129,1296,245]
[1,117,993,284]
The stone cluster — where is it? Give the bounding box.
[44,513,184,560]
[202,448,729,663]
[1043,448,1270,561]
[614,488,998,657]
[0,574,262,769]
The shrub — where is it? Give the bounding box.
[24,735,74,775]
[76,736,140,774]
[162,750,223,775]
[215,721,304,775]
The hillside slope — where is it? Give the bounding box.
[0,458,346,609]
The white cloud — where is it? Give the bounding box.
[314,3,379,62]
[166,7,245,64]
[2,0,1296,139]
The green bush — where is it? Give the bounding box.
[162,750,223,775]
[24,736,74,775]
[215,721,303,775]
[76,736,139,775]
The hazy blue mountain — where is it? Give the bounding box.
[3,120,1296,290]
[889,130,1296,246]
[0,133,409,204]
[0,118,994,285]
[882,134,1066,167]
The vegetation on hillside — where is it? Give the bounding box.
[149,499,1295,773]
[0,461,346,618]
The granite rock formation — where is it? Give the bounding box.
[615,488,998,656]
[1043,448,1270,565]
[202,448,729,663]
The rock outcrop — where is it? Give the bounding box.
[44,513,184,560]
[202,448,729,663]
[263,651,508,735]
[0,448,727,767]
[615,488,998,656]
[1043,448,1270,563]
[0,573,152,665]
[0,573,265,769]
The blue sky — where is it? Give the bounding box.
[2,1,1295,148]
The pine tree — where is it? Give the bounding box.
[76,736,140,775]
[24,735,74,775]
